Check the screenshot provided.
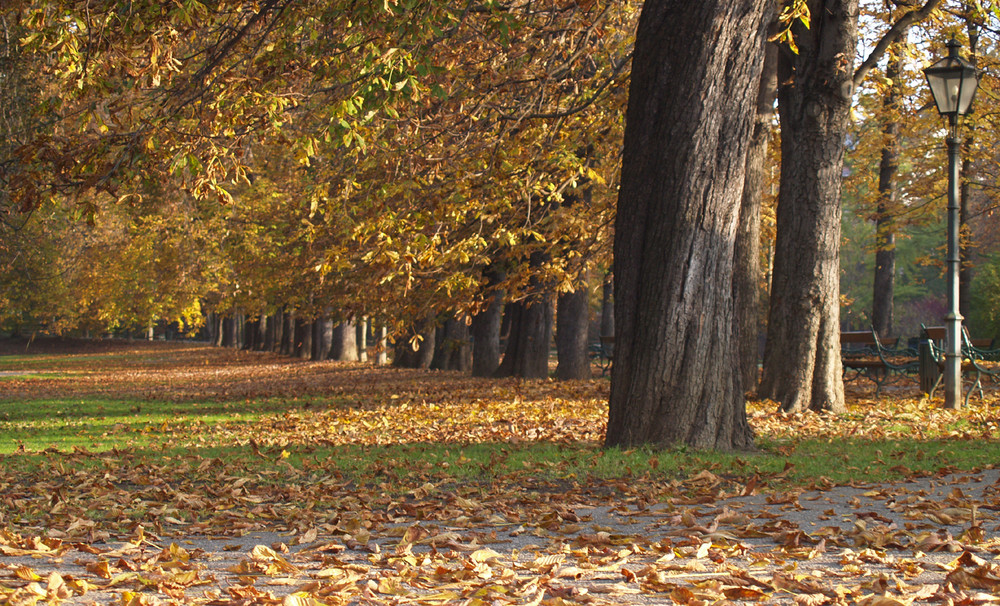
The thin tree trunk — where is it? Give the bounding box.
[357,316,368,363]
[432,317,472,371]
[376,324,388,365]
[734,36,777,393]
[872,52,901,338]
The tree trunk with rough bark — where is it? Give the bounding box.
[495,294,553,379]
[472,271,505,377]
[759,0,857,414]
[294,317,312,360]
[872,53,901,338]
[432,318,472,372]
[734,38,777,394]
[331,320,359,362]
[556,279,591,380]
[606,0,767,450]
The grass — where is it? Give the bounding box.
[2,339,999,503]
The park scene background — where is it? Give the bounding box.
[6,0,1000,604]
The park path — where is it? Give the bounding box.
[2,469,999,605]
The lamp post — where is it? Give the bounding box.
[923,39,980,408]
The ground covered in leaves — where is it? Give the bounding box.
[2,338,1000,606]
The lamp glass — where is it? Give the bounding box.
[923,52,980,117]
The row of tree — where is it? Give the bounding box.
[3,1,1000,448]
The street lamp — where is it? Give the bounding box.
[923,38,980,408]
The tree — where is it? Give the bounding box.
[872,50,903,338]
[759,0,941,413]
[605,0,769,450]
[734,35,778,393]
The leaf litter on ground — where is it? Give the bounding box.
[1,339,1000,605]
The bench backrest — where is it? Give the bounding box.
[841,330,898,351]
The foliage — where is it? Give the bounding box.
[2,0,635,335]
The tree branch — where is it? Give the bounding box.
[853,0,943,88]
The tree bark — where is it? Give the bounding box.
[556,278,591,380]
[472,270,505,377]
[280,310,295,355]
[872,52,901,338]
[376,324,388,366]
[432,317,472,371]
[759,0,858,414]
[222,316,237,348]
[393,320,436,369]
[357,316,369,363]
[294,317,312,360]
[734,37,777,394]
[495,293,553,379]
[599,272,614,338]
[606,0,767,451]
[331,320,359,361]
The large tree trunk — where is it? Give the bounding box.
[759,0,857,414]
[606,0,766,451]
[472,271,505,377]
[556,278,591,380]
[734,37,777,394]
[872,53,901,338]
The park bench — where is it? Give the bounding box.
[590,335,614,375]
[921,325,1000,405]
[841,329,919,394]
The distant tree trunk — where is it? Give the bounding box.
[394,319,436,369]
[600,273,614,338]
[280,311,295,355]
[244,316,257,350]
[263,313,276,351]
[605,0,766,450]
[357,316,369,363]
[872,53,901,338]
[313,315,333,361]
[222,316,237,348]
[556,278,591,380]
[268,309,284,353]
[472,271,505,377]
[330,320,359,361]
[376,324,388,365]
[759,0,858,414]
[734,37,777,393]
[253,314,268,351]
[432,318,472,371]
[294,317,312,360]
[495,291,553,379]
